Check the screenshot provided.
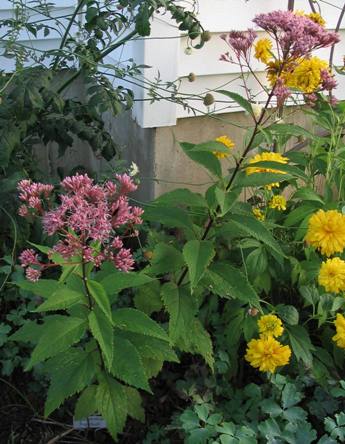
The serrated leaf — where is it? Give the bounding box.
[153,188,207,208]
[180,142,222,178]
[210,263,260,307]
[26,316,87,370]
[215,187,240,216]
[124,387,145,422]
[287,325,315,367]
[161,283,197,343]
[281,383,303,409]
[9,320,43,343]
[146,243,184,276]
[96,375,127,440]
[35,288,85,312]
[74,385,98,420]
[89,308,114,370]
[100,269,153,295]
[87,280,112,324]
[112,308,169,342]
[17,279,61,298]
[134,281,163,315]
[111,334,151,392]
[183,240,215,290]
[44,348,96,416]
[276,305,299,325]
[188,319,214,370]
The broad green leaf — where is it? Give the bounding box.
[141,357,164,378]
[292,187,324,204]
[276,305,299,325]
[183,240,215,290]
[217,90,253,114]
[268,123,313,140]
[191,140,232,154]
[180,142,222,178]
[234,172,291,189]
[112,308,169,342]
[27,316,87,370]
[17,279,61,299]
[215,188,240,216]
[210,263,260,307]
[9,320,43,343]
[44,348,96,416]
[153,188,207,208]
[281,382,303,409]
[100,270,153,295]
[226,214,285,258]
[35,288,85,312]
[27,242,51,254]
[188,319,214,370]
[87,280,112,324]
[89,308,114,370]
[111,334,151,392]
[143,205,195,233]
[96,375,127,440]
[74,385,98,420]
[161,283,197,343]
[134,281,163,315]
[244,160,308,182]
[284,205,317,227]
[145,243,184,276]
[287,325,315,367]
[114,330,178,363]
[124,387,145,422]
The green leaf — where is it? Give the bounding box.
[124,387,145,422]
[276,305,299,325]
[284,205,317,228]
[183,240,215,290]
[226,214,285,258]
[215,188,240,216]
[100,270,153,295]
[245,160,308,182]
[235,172,291,189]
[44,348,96,416]
[134,281,163,315]
[145,243,184,276]
[87,280,112,324]
[111,334,151,392]
[180,142,222,178]
[191,140,232,154]
[161,283,197,343]
[217,90,253,114]
[153,188,207,208]
[268,123,313,140]
[26,316,87,370]
[143,205,195,233]
[9,320,43,343]
[89,308,114,370]
[112,308,169,342]
[281,382,303,409]
[188,319,214,370]
[287,325,315,367]
[96,375,127,440]
[292,187,324,204]
[210,263,260,307]
[74,385,98,420]
[17,279,61,299]
[35,288,85,312]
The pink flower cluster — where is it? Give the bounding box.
[18,173,143,281]
[18,180,54,216]
[220,29,257,60]
[253,10,339,58]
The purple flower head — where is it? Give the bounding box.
[221,29,257,59]
[19,249,39,267]
[320,69,337,91]
[273,78,291,107]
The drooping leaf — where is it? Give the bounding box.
[111,334,151,392]
[143,205,195,234]
[26,316,87,370]
[44,348,96,416]
[134,281,163,315]
[180,142,222,178]
[183,240,215,290]
[96,375,127,440]
[287,325,315,367]
[100,270,153,295]
[89,308,114,370]
[188,319,214,370]
[9,320,43,343]
[217,90,253,114]
[74,385,98,420]
[124,387,145,422]
[35,288,85,312]
[153,188,207,208]
[145,243,184,276]
[87,280,113,324]
[17,279,61,299]
[112,308,170,342]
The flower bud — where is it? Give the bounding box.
[188,72,196,82]
[251,103,263,119]
[201,31,211,42]
[144,251,153,260]
[184,47,193,55]
[203,93,215,106]
[248,307,259,317]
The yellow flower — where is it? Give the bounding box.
[245,336,291,373]
[213,135,235,159]
[318,258,345,294]
[305,209,345,257]
[258,314,284,338]
[286,57,328,93]
[266,60,283,86]
[246,151,289,189]
[308,12,326,27]
[254,38,273,64]
[332,313,345,349]
[269,195,287,211]
[252,207,265,221]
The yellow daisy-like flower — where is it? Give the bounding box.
[269,195,287,211]
[246,151,289,189]
[286,57,328,93]
[332,313,345,349]
[305,209,345,257]
[308,12,326,27]
[252,207,265,221]
[318,258,345,294]
[213,135,235,159]
[258,314,284,338]
[254,38,273,64]
[245,336,291,373]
